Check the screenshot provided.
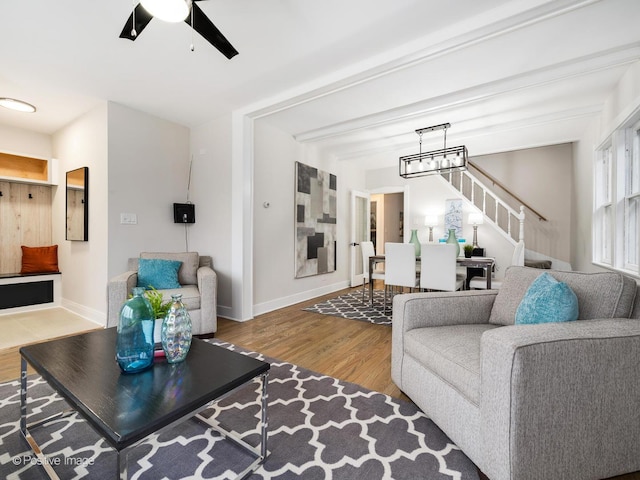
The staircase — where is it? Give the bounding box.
[439,168,525,247]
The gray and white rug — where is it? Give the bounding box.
[303,290,392,325]
[0,340,479,479]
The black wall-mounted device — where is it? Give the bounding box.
[174,203,195,224]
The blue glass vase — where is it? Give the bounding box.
[161,294,192,364]
[116,287,155,374]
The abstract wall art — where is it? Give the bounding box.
[444,198,463,238]
[295,161,337,278]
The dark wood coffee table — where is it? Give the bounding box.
[19,328,270,480]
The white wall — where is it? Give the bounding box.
[252,120,366,314]
[52,103,109,323]
[571,120,599,272]
[107,102,191,280]
[189,114,234,316]
[0,124,51,159]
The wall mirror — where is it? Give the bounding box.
[66,167,88,241]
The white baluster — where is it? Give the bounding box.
[519,206,525,242]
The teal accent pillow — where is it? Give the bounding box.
[515,272,579,325]
[137,258,182,290]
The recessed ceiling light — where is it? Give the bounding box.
[0,98,37,113]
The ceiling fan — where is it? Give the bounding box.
[119,0,238,59]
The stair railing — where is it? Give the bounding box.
[468,161,547,222]
[440,168,525,246]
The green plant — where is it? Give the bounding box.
[130,286,171,319]
[146,286,172,319]
[463,244,474,254]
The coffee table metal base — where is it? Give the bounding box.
[20,357,269,480]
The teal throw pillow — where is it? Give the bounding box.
[515,272,578,325]
[137,258,182,290]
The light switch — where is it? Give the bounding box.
[120,213,137,225]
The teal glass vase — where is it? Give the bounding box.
[116,287,155,374]
[446,228,460,257]
[161,294,192,363]
[409,229,421,256]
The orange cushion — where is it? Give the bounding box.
[20,245,59,274]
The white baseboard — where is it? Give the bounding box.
[252,280,350,318]
[60,298,105,326]
[216,304,235,321]
[0,302,58,316]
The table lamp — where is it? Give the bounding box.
[424,215,438,242]
[468,213,484,248]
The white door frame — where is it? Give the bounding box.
[350,190,371,287]
[369,185,410,242]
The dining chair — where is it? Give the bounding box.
[419,244,465,292]
[384,242,419,313]
[468,240,524,290]
[360,241,385,303]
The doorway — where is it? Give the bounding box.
[370,192,404,254]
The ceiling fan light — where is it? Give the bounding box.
[0,97,36,113]
[140,0,190,23]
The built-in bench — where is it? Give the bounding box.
[0,272,61,312]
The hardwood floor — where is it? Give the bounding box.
[216,287,408,401]
[1,289,638,479]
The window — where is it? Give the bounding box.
[624,123,640,270]
[594,144,612,265]
[594,117,640,277]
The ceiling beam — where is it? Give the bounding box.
[251,0,605,121]
[294,43,640,143]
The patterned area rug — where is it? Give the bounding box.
[0,340,479,480]
[303,290,392,325]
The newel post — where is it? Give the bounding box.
[518,206,525,243]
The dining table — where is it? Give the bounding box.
[368,254,496,305]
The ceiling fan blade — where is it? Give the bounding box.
[119,4,154,41]
[187,2,238,59]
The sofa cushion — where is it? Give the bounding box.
[404,324,500,406]
[490,267,637,326]
[140,252,199,285]
[137,258,181,290]
[515,272,578,324]
[159,285,201,311]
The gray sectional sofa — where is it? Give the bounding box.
[391,266,640,480]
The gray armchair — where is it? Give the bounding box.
[107,252,217,337]
[392,266,640,480]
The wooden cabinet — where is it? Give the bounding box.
[0,181,52,274]
[0,152,55,183]
[0,152,55,273]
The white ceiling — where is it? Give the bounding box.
[1,0,639,170]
